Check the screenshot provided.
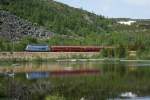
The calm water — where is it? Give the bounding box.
[0,61,150,100]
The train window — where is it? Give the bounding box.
[41,48,46,50]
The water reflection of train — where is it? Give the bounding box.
[25,44,113,52]
[0,69,100,79]
[26,69,100,79]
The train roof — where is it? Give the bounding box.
[51,46,115,48]
[27,44,49,46]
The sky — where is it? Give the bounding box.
[55,0,150,19]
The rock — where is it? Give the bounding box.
[0,10,54,41]
[120,92,137,98]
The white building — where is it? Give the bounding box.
[118,21,136,25]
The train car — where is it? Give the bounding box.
[25,44,114,52]
[25,44,49,52]
[50,46,102,52]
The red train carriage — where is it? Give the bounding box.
[50,46,103,52]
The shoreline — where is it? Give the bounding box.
[56,58,150,62]
[0,52,149,62]
[0,58,150,63]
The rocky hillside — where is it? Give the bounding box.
[0,10,53,41]
[0,0,113,40]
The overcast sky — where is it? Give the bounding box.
[55,0,149,19]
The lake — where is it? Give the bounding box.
[0,61,150,100]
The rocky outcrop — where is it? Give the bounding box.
[0,10,53,41]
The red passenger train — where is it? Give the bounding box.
[50,46,102,52]
[25,44,113,52]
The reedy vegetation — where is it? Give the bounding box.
[1,64,150,100]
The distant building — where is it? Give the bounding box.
[118,21,136,25]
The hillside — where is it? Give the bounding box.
[0,0,150,59]
[0,0,112,38]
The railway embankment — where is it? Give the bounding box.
[0,52,100,61]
